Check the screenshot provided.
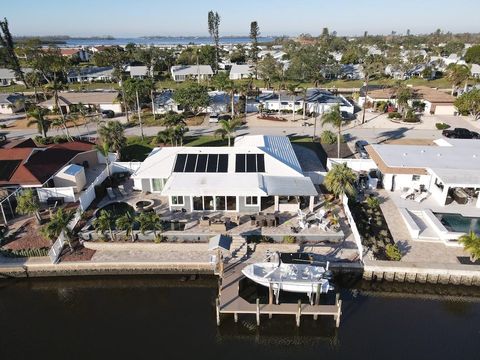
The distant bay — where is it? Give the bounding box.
[63,36,277,47]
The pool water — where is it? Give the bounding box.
[96,202,134,218]
[434,212,480,234]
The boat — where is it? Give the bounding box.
[242,252,334,295]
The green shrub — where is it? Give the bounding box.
[375,101,388,112]
[320,130,337,144]
[436,122,450,130]
[282,235,296,244]
[387,112,402,119]
[403,109,419,123]
[0,247,50,258]
[385,243,402,261]
[366,196,380,209]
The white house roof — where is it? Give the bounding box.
[128,65,148,77]
[171,65,213,76]
[229,64,253,75]
[133,135,314,197]
[471,64,480,75]
[0,68,16,79]
[67,66,113,78]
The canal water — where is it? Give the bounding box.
[0,276,479,360]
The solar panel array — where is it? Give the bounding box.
[235,154,265,173]
[173,153,229,173]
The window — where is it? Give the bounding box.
[151,178,164,192]
[215,196,226,210]
[171,196,184,205]
[192,196,203,211]
[226,196,236,211]
[412,175,421,181]
[245,196,258,206]
[204,196,214,211]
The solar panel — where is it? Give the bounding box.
[195,154,208,172]
[235,154,246,172]
[206,154,218,172]
[173,154,187,172]
[217,154,228,172]
[184,154,197,172]
[256,154,265,172]
[246,154,256,172]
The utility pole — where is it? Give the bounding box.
[196,50,200,85]
[313,102,318,140]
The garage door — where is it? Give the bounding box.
[434,105,456,115]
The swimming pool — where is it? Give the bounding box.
[434,213,480,234]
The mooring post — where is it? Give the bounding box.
[314,283,321,320]
[218,277,222,298]
[256,298,260,326]
[335,300,342,328]
[216,297,221,326]
[268,282,273,319]
[296,299,302,327]
[234,312,238,323]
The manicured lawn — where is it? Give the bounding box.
[290,136,327,165]
[184,135,228,147]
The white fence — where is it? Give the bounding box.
[342,194,364,262]
[327,158,377,172]
[37,187,76,203]
[48,208,82,263]
[112,161,142,174]
[79,165,110,211]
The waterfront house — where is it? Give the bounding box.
[229,64,254,80]
[132,135,318,213]
[67,67,114,83]
[59,48,91,62]
[170,65,214,82]
[38,91,122,114]
[0,93,24,114]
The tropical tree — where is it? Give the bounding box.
[16,188,42,224]
[173,83,210,116]
[172,123,189,146]
[214,119,242,146]
[257,54,281,89]
[162,112,186,128]
[395,84,413,117]
[93,209,115,241]
[155,128,175,146]
[0,18,26,85]
[454,89,480,120]
[116,212,137,242]
[360,54,386,124]
[464,45,480,64]
[98,121,126,159]
[207,10,221,72]
[446,64,470,95]
[321,105,344,158]
[249,21,260,78]
[41,208,76,251]
[459,231,480,262]
[95,142,112,178]
[123,78,151,140]
[27,107,51,138]
[286,83,299,121]
[137,211,163,239]
[324,163,357,199]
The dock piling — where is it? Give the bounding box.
[234,312,238,323]
[256,298,260,326]
[296,300,302,327]
[216,297,220,326]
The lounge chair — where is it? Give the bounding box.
[297,208,306,219]
[315,209,327,222]
[401,188,416,200]
[106,187,117,200]
[318,220,331,232]
[118,184,128,197]
[415,191,430,203]
[298,219,308,230]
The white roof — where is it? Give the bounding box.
[171,65,213,76]
[0,68,15,79]
[471,64,480,75]
[429,168,480,187]
[133,135,314,197]
[128,65,148,76]
[229,64,253,75]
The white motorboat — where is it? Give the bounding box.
[242,253,334,295]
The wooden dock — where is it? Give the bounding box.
[216,261,342,327]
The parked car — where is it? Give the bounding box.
[442,127,480,139]
[355,140,369,159]
[208,112,219,123]
[218,114,232,121]
[101,110,115,118]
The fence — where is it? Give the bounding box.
[79,165,110,211]
[48,208,82,263]
[112,161,142,174]
[342,194,364,262]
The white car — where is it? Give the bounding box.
[208,112,219,123]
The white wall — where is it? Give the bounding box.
[327,158,377,172]
[99,103,122,114]
[383,173,432,192]
[37,187,76,203]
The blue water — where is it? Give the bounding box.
[435,213,480,234]
[63,36,276,47]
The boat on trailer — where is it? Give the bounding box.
[242,252,334,297]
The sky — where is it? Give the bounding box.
[3,0,480,37]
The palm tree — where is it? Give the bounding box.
[214,119,242,146]
[361,54,385,124]
[324,163,357,199]
[446,64,470,95]
[173,124,189,146]
[459,231,480,262]
[98,121,126,160]
[41,208,76,251]
[95,142,112,178]
[93,209,115,241]
[16,188,41,224]
[298,86,308,119]
[321,104,344,158]
[27,107,51,138]
[286,83,299,121]
[395,84,413,117]
[137,211,163,239]
[116,212,137,242]
[225,81,237,118]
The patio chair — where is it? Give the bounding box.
[298,219,308,230]
[118,184,128,197]
[414,191,430,203]
[315,209,327,222]
[106,187,116,200]
[401,188,416,200]
[318,221,331,232]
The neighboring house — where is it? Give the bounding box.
[471,64,480,79]
[125,65,149,79]
[67,66,114,83]
[60,48,91,61]
[260,88,354,114]
[154,90,236,114]
[154,90,182,114]
[0,68,32,86]
[229,64,254,80]
[340,64,364,80]
[39,91,122,114]
[170,65,214,82]
[385,64,406,80]
[132,135,317,213]
[0,93,24,114]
